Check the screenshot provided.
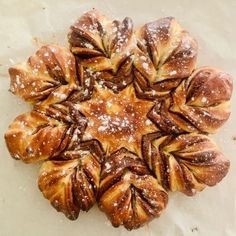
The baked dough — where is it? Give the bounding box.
[5,10,232,230]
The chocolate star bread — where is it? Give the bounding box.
[5,10,232,230]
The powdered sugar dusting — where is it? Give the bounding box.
[79,84,157,154]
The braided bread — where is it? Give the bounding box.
[4,10,232,230]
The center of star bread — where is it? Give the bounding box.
[77,84,158,156]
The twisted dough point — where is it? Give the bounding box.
[4,101,88,163]
[68,10,136,91]
[98,148,168,230]
[38,142,103,220]
[142,132,230,196]
[149,67,233,133]
[9,45,78,104]
[134,17,198,99]
[4,111,74,163]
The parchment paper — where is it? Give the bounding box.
[0,0,236,235]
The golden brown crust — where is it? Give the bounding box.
[38,144,102,220]
[133,17,198,99]
[4,10,233,230]
[98,148,168,230]
[9,45,79,103]
[78,84,157,156]
[68,13,198,98]
[4,111,74,163]
[68,10,136,92]
[148,67,233,133]
[142,132,230,195]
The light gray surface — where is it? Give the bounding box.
[0,0,235,235]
